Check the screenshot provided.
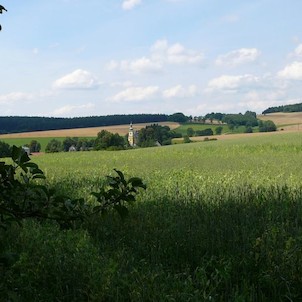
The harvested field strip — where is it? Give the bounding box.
[0,122,179,138]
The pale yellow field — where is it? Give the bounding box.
[258,112,302,130]
[0,122,180,138]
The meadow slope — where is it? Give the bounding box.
[258,111,302,129]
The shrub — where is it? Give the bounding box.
[195,128,213,136]
[215,126,223,135]
[259,120,277,132]
[45,139,63,153]
[0,141,11,158]
[29,140,41,153]
[183,135,191,143]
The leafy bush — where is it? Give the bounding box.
[0,146,146,230]
[183,135,191,143]
[94,130,125,150]
[245,126,253,133]
[29,140,41,153]
[186,127,195,137]
[215,126,223,135]
[0,141,11,158]
[259,120,277,132]
[195,128,213,136]
[45,139,63,153]
[137,124,174,147]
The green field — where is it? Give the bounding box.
[2,132,302,301]
[0,137,96,152]
[174,123,256,136]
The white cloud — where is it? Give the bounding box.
[277,61,302,80]
[206,74,260,93]
[106,60,119,71]
[0,92,35,104]
[111,86,159,102]
[53,69,100,90]
[120,57,163,73]
[215,48,261,66]
[162,85,198,98]
[294,44,302,57]
[107,39,204,74]
[151,39,204,65]
[122,0,141,10]
[53,103,95,116]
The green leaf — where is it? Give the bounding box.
[32,174,46,180]
[114,169,127,185]
[23,162,38,168]
[128,177,146,189]
[20,152,30,164]
[11,145,21,161]
[114,204,129,219]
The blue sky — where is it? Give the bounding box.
[1,0,302,117]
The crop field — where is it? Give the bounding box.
[2,131,302,301]
[258,112,302,128]
[0,121,179,138]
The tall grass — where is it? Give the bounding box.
[2,132,302,301]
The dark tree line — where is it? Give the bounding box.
[262,103,302,114]
[0,114,170,134]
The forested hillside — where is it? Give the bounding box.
[262,103,302,114]
[0,114,170,134]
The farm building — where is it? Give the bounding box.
[22,146,30,155]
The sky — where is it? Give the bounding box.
[1,0,302,117]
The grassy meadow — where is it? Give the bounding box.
[2,131,302,301]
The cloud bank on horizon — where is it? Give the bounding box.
[0,0,302,117]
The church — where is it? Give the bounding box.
[128,123,138,147]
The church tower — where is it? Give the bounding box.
[128,122,135,147]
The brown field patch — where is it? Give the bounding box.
[0,122,180,138]
[258,112,302,128]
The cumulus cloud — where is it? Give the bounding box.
[206,74,260,93]
[122,0,141,10]
[111,86,159,102]
[215,48,261,66]
[277,61,302,80]
[294,44,302,57]
[0,92,35,104]
[121,57,163,73]
[53,69,100,90]
[151,39,204,65]
[162,85,198,98]
[107,39,204,74]
[53,103,95,116]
